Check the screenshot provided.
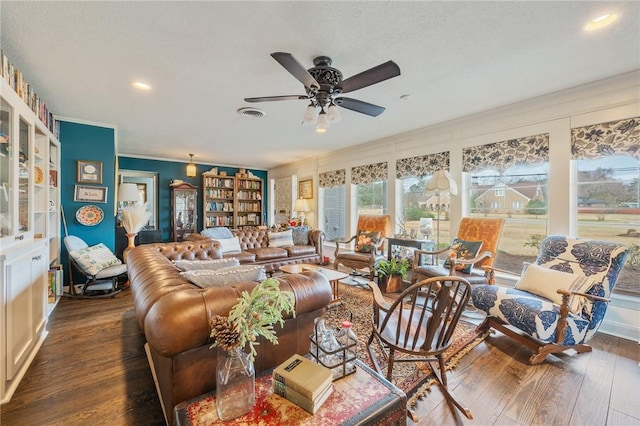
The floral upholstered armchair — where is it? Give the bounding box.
[472,236,630,364]
[334,214,391,280]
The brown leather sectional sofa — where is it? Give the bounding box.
[189,227,325,273]
[127,239,332,424]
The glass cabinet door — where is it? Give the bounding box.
[172,183,197,242]
[18,116,31,235]
[0,98,12,239]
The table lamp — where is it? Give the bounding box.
[293,198,310,225]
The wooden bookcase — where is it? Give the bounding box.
[201,172,263,230]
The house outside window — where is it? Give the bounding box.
[352,162,388,217]
[572,118,640,295]
[464,133,549,274]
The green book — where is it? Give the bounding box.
[272,354,333,401]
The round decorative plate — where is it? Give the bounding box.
[76,205,104,226]
[34,166,44,184]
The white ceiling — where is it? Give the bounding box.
[1,1,638,170]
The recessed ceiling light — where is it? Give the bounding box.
[584,13,618,31]
[131,81,151,91]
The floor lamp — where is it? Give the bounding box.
[425,170,458,249]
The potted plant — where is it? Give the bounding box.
[375,258,410,293]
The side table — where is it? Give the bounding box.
[173,359,407,425]
[279,264,348,308]
[387,237,435,265]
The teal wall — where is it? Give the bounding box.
[118,157,267,242]
[59,121,116,284]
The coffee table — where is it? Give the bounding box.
[279,264,348,308]
[173,359,407,425]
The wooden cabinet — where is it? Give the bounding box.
[0,57,61,404]
[201,173,264,230]
[171,182,197,241]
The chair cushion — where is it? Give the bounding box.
[443,238,483,274]
[414,265,489,285]
[95,263,128,279]
[472,284,591,345]
[515,263,596,314]
[69,243,122,276]
[213,236,242,254]
[173,258,240,271]
[355,230,381,253]
[268,230,294,247]
[181,265,266,287]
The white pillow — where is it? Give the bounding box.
[173,258,240,271]
[69,243,122,276]
[213,237,242,254]
[515,264,596,314]
[268,229,294,248]
[181,265,266,287]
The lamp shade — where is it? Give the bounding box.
[294,198,310,213]
[186,153,197,177]
[425,169,458,195]
[118,183,141,203]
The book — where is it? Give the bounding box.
[272,354,333,401]
[272,378,333,414]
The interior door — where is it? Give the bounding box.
[273,177,293,226]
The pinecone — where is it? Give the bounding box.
[209,315,239,351]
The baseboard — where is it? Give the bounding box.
[1,330,48,405]
[144,343,168,425]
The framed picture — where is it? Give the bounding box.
[74,185,108,203]
[299,179,313,199]
[77,160,103,184]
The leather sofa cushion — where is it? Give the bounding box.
[286,245,317,257]
[248,247,289,261]
[224,251,256,263]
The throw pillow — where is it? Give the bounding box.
[201,227,234,240]
[288,226,310,245]
[181,265,266,288]
[69,243,122,276]
[213,237,242,254]
[443,238,483,274]
[268,229,294,248]
[173,258,240,271]
[354,230,381,253]
[515,263,596,314]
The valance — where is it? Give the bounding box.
[463,133,549,173]
[351,162,388,185]
[571,117,639,160]
[396,151,450,179]
[318,169,346,188]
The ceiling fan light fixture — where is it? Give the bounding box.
[327,103,341,123]
[316,109,328,133]
[303,104,317,124]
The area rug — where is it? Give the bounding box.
[324,282,489,407]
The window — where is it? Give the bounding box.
[572,118,640,295]
[464,133,549,274]
[396,152,451,245]
[319,169,346,242]
[512,201,522,209]
[352,162,388,217]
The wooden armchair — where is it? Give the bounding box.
[472,236,630,364]
[333,214,390,280]
[366,276,473,420]
[412,217,505,286]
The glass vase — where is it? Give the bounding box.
[216,346,255,421]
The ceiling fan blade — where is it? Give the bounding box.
[244,95,309,103]
[338,61,401,94]
[334,97,385,117]
[271,52,320,91]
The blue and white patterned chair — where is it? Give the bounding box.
[472,236,630,364]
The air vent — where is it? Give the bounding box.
[237,107,266,118]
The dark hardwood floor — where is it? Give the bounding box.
[1,289,638,425]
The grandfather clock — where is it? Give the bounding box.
[171,182,198,242]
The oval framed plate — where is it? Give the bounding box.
[76,205,104,226]
[34,166,44,184]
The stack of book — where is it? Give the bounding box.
[272,354,334,414]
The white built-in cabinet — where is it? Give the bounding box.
[0,76,61,404]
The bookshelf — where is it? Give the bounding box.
[234,175,263,228]
[201,172,264,230]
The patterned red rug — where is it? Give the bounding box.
[325,282,489,407]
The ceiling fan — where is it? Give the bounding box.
[244,52,401,132]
